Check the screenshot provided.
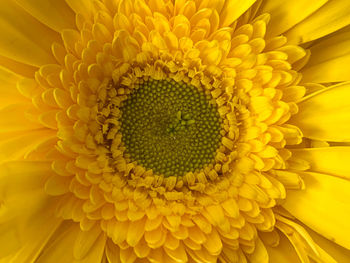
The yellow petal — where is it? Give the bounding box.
[13,0,76,32]
[126,218,146,247]
[0,55,37,78]
[0,66,27,107]
[285,0,350,44]
[65,0,94,20]
[303,28,350,68]
[0,1,60,66]
[290,82,350,142]
[282,171,350,249]
[276,216,340,263]
[291,147,350,179]
[105,239,121,263]
[4,205,62,263]
[36,222,80,263]
[75,233,107,263]
[220,0,257,27]
[74,223,102,260]
[303,223,350,263]
[164,242,188,262]
[44,174,71,196]
[0,104,42,133]
[247,238,268,263]
[0,221,21,258]
[0,130,54,164]
[0,161,54,259]
[202,228,222,255]
[301,55,350,83]
[0,161,53,197]
[259,0,327,37]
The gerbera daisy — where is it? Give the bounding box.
[0,0,350,262]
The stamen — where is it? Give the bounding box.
[119,79,222,177]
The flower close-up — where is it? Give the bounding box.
[1,0,350,262]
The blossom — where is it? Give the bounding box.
[0,0,350,262]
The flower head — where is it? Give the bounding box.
[0,0,350,262]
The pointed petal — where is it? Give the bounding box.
[14,0,76,32]
[303,223,350,263]
[247,238,268,263]
[260,0,327,37]
[290,82,350,142]
[291,147,350,179]
[0,1,60,66]
[301,27,350,83]
[220,0,257,27]
[285,0,350,44]
[283,171,350,249]
[75,233,107,263]
[0,66,27,107]
[65,0,94,20]
[74,223,102,260]
[301,55,350,83]
[0,130,55,164]
[0,55,37,78]
[265,232,301,263]
[36,222,80,263]
[0,103,42,132]
[303,28,350,68]
[4,205,63,263]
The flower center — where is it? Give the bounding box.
[119,79,222,177]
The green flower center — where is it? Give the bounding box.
[120,79,222,177]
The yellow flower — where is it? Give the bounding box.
[0,0,350,262]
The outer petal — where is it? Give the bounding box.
[259,0,327,38]
[284,0,350,44]
[265,231,301,263]
[304,223,350,263]
[0,161,59,260]
[282,171,350,250]
[65,0,94,19]
[0,104,43,133]
[290,82,350,142]
[0,1,61,66]
[0,66,27,107]
[36,222,80,263]
[290,147,350,179]
[301,28,350,83]
[13,0,76,32]
[0,55,37,78]
[219,0,257,27]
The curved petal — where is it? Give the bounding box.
[290,147,350,179]
[220,0,257,27]
[303,223,350,263]
[284,0,350,44]
[0,1,60,66]
[0,130,56,164]
[290,82,350,142]
[0,66,27,107]
[282,171,350,250]
[304,27,350,68]
[36,222,80,263]
[0,161,52,258]
[4,206,62,263]
[265,230,301,263]
[65,0,94,19]
[14,0,76,32]
[259,0,328,38]
[301,27,350,83]
[0,55,37,78]
[0,104,43,132]
[301,55,350,83]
